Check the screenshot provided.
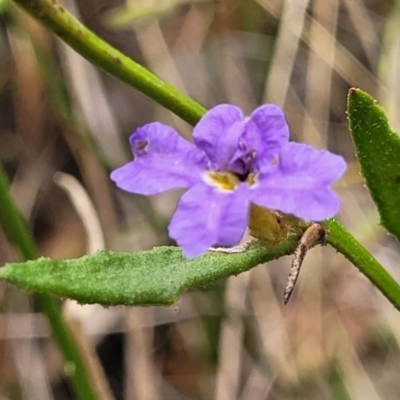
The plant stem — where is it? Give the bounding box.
[323,218,400,311]
[0,162,99,400]
[12,0,206,126]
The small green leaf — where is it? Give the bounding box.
[0,242,297,306]
[347,88,400,241]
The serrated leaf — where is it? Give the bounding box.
[0,242,297,306]
[347,88,400,241]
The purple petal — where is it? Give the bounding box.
[247,104,290,156]
[251,143,346,221]
[275,143,347,185]
[229,104,290,173]
[168,183,250,258]
[252,186,340,221]
[248,104,290,149]
[193,105,245,170]
[110,123,207,195]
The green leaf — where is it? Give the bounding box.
[0,242,297,306]
[347,88,400,241]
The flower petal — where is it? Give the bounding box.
[229,104,290,173]
[247,104,290,160]
[249,104,290,147]
[193,105,245,170]
[252,143,346,221]
[276,142,347,185]
[252,186,340,221]
[168,183,249,258]
[110,123,207,195]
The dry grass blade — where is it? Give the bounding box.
[249,266,299,385]
[303,0,339,147]
[53,172,105,254]
[262,0,311,105]
[342,0,380,67]
[215,273,249,400]
[334,315,382,400]
[302,13,382,96]
[53,172,114,399]
[8,320,53,400]
[238,363,273,400]
[133,16,191,133]
[379,1,400,130]
[125,308,161,400]
[58,0,128,168]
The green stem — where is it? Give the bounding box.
[0,163,98,400]
[0,165,38,260]
[12,0,206,126]
[323,218,400,311]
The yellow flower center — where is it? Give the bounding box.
[206,171,257,191]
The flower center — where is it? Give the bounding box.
[207,171,257,191]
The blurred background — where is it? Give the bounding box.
[1,0,400,399]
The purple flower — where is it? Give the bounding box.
[111,104,346,258]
